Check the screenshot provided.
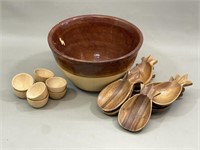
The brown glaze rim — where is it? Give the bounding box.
[48,14,143,64]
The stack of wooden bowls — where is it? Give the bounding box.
[11,68,67,108]
[12,73,34,99]
[45,77,67,100]
[26,82,49,108]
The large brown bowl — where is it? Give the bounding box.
[48,15,143,91]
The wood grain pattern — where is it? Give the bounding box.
[118,94,152,132]
[118,85,160,132]
[103,108,119,116]
[97,79,133,112]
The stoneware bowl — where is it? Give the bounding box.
[48,15,143,91]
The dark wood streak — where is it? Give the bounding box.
[121,94,151,131]
[121,95,145,128]
[101,80,129,109]
[130,97,150,130]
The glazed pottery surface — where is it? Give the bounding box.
[48,15,143,91]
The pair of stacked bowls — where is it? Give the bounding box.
[26,82,49,108]
[12,73,34,99]
[48,15,143,91]
[45,77,67,100]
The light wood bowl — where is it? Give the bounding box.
[45,77,67,93]
[12,88,26,99]
[49,88,67,100]
[12,73,34,91]
[27,94,49,108]
[34,68,54,82]
[26,82,48,100]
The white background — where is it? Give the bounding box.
[0,0,199,149]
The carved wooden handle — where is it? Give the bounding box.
[173,74,193,87]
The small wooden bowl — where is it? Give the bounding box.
[45,77,67,93]
[12,88,26,99]
[26,82,48,100]
[49,88,67,100]
[12,73,34,91]
[34,68,54,82]
[27,94,49,108]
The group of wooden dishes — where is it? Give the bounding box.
[97,55,193,132]
[11,68,67,108]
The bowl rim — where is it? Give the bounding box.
[48,14,143,64]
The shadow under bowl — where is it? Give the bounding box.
[48,15,143,91]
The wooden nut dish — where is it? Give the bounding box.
[118,85,160,132]
[97,55,193,132]
[11,73,34,99]
[45,77,67,100]
[97,55,157,115]
[11,68,68,108]
[34,68,54,82]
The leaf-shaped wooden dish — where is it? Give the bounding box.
[97,78,133,112]
[118,85,159,132]
[97,55,157,113]
[128,55,157,84]
[152,74,192,106]
[118,94,152,132]
[97,71,141,112]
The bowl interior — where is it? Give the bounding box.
[46,77,66,89]
[50,16,141,61]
